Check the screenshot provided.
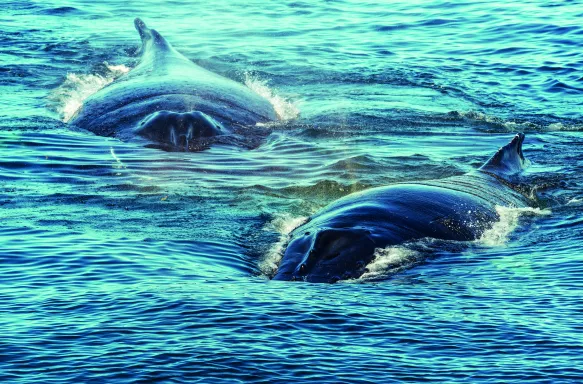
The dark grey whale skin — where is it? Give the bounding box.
[273,133,533,283]
[69,18,277,149]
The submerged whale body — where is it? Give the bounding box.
[69,18,277,150]
[273,133,534,283]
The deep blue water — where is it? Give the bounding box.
[1,0,583,382]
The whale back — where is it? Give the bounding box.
[273,183,504,283]
[274,133,534,283]
[69,18,278,142]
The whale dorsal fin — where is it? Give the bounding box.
[479,133,527,177]
[134,18,173,55]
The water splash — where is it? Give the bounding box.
[259,213,307,277]
[479,205,551,247]
[360,245,420,281]
[51,65,298,124]
[360,205,552,279]
[49,63,131,122]
[244,73,300,121]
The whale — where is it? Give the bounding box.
[69,18,277,150]
[273,133,534,283]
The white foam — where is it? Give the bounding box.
[51,64,296,124]
[244,73,300,121]
[358,205,551,279]
[49,63,131,122]
[547,122,583,131]
[360,245,420,280]
[259,213,307,277]
[455,110,538,131]
[479,205,551,247]
[105,63,131,76]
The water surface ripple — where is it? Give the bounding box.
[1,0,582,382]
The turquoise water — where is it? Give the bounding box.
[1,0,583,382]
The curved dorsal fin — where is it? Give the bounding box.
[134,18,173,54]
[479,133,527,177]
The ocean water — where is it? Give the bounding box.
[1,0,583,382]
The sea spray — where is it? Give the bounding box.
[259,213,307,277]
[479,206,551,247]
[244,72,300,121]
[360,245,421,281]
[49,63,131,122]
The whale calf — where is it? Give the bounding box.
[69,18,277,150]
[273,133,534,283]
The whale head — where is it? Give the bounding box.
[273,227,378,283]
